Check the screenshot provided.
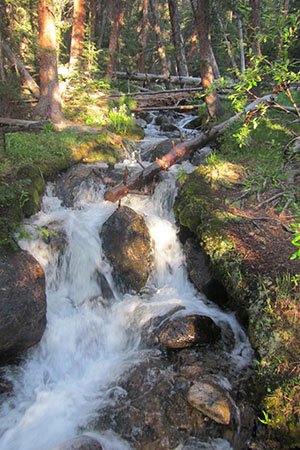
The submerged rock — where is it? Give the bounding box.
[158,314,221,349]
[54,435,102,450]
[187,382,231,425]
[100,206,153,294]
[0,248,46,359]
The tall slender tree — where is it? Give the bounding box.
[149,0,170,76]
[168,0,189,77]
[97,0,110,49]
[35,0,64,123]
[245,0,262,68]
[192,0,224,118]
[69,0,86,73]
[105,0,125,78]
[139,0,149,73]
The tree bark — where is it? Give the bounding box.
[149,0,170,77]
[89,0,97,40]
[104,94,277,203]
[139,0,149,73]
[192,0,224,118]
[0,30,5,81]
[214,4,238,73]
[238,15,245,74]
[34,0,65,123]
[105,0,126,78]
[245,0,262,68]
[97,0,109,49]
[168,0,189,77]
[69,0,86,73]
[2,42,40,97]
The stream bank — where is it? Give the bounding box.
[174,163,300,448]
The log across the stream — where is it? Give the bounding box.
[104,94,277,203]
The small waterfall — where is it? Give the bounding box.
[0,142,254,449]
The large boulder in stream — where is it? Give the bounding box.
[0,249,46,359]
[158,314,221,349]
[100,206,153,294]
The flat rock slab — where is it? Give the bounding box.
[187,382,231,425]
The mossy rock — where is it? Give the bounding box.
[72,133,126,164]
[174,164,254,325]
[16,165,46,218]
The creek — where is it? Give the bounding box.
[0,114,255,449]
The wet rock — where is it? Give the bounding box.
[0,378,13,394]
[158,315,221,349]
[149,138,180,162]
[97,356,203,449]
[54,435,102,449]
[135,111,153,124]
[184,116,203,130]
[100,206,153,294]
[0,249,46,359]
[134,118,147,129]
[183,238,228,307]
[184,238,212,292]
[56,164,105,207]
[94,270,114,301]
[95,353,238,449]
[56,163,126,208]
[187,382,231,425]
[191,146,213,166]
[42,221,67,255]
[160,117,178,132]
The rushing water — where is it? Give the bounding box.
[0,126,254,449]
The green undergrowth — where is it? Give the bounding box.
[0,124,131,249]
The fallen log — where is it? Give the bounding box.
[2,42,40,98]
[106,87,205,98]
[104,94,277,203]
[114,71,202,86]
[0,117,49,133]
[132,104,203,112]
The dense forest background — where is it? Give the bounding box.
[0,0,299,123]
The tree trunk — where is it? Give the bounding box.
[89,0,97,40]
[34,0,64,124]
[214,4,238,73]
[0,30,5,81]
[192,0,224,118]
[105,0,126,79]
[2,42,40,97]
[139,0,149,73]
[245,0,262,67]
[149,0,170,77]
[97,0,109,49]
[245,0,262,97]
[238,15,245,74]
[104,94,277,203]
[69,0,86,73]
[168,0,189,77]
